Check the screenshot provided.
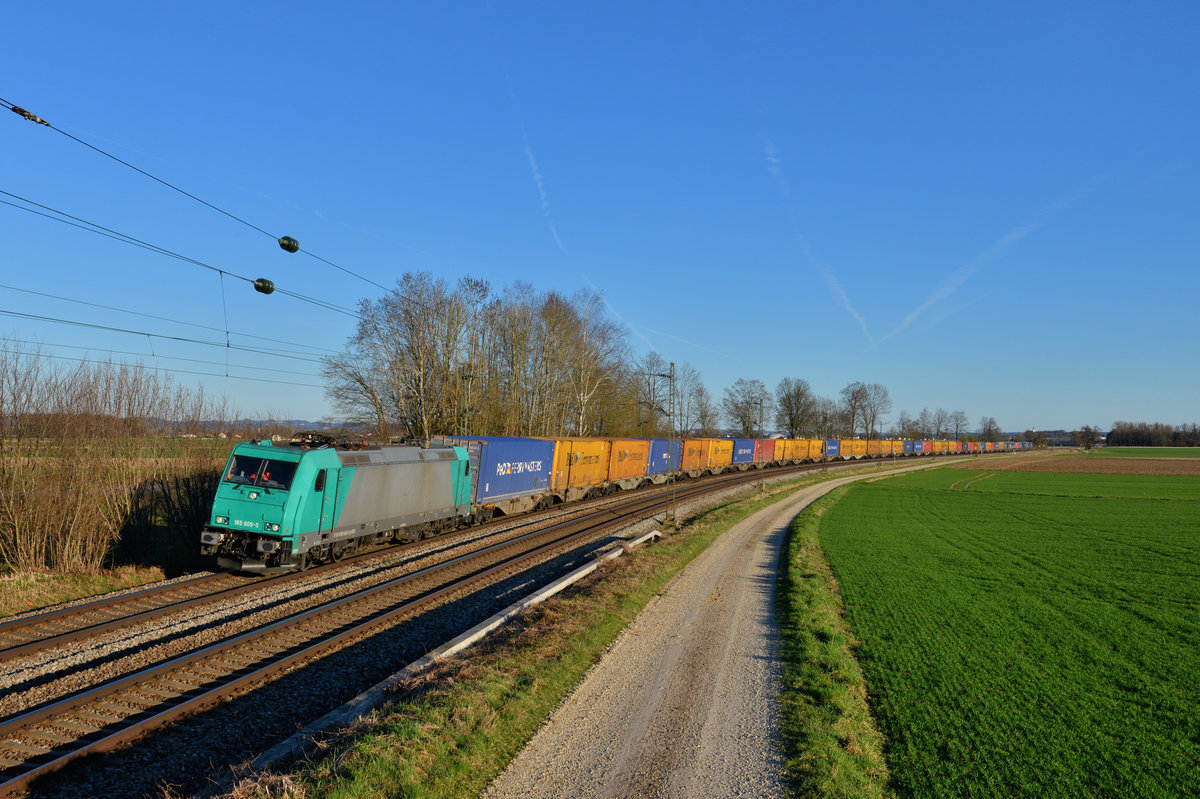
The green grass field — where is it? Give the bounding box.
[1091,446,1200,458]
[817,468,1200,798]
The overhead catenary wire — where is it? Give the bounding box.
[4,338,324,379]
[0,189,362,319]
[0,309,326,364]
[4,96,393,293]
[0,283,341,355]
[0,345,324,388]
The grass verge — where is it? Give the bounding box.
[221,469,878,799]
[776,487,892,799]
[0,565,166,618]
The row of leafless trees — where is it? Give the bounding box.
[724,379,1002,441]
[760,379,895,440]
[1107,421,1200,447]
[321,274,727,441]
[321,272,1009,443]
[0,347,238,572]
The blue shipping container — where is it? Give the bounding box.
[824,439,841,459]
[433,436,555,502]
[645,439,682,475]
[903,440,916,455]
[731,438,755,465]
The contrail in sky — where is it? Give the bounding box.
[881,175,1107,342]
[762,137,875,345]
[523,135,568,256]
[819,262,875,346]
[763,137,789,195]
[495,22,731,359]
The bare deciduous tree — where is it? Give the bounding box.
[931,408,950,440]
[1074,425,1101,450]
[814,396,841,439]
[691,383,721,437]
[722,378,773,437]
[978,416,1003,442]
[775,377,818,437]
[950,410,970,441]
[840,381,869,437]
[861,383,893,440]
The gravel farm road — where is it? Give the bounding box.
[484,464,935,799]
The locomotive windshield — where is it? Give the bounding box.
[223,454,298,490]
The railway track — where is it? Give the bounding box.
[0,454,801,671]
[0,495,607,669]
[0,465,795,797]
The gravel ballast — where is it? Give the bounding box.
[484,465,938,798]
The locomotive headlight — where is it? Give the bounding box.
[215,516,228,524]
[267,523,281,532]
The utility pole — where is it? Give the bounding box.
[459,372,479,436]
[631,363,678,528]
[665,362,677,528]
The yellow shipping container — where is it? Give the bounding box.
[708,439,734,469]
[606,438,651,483]
[548,438,611,493]
[866,439,885,458]
[932,440,949,454]
[840,439,867,459]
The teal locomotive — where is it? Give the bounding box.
[201,438,472,572]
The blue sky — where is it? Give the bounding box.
[3,1,1197,432]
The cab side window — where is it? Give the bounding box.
[314,469,326,492]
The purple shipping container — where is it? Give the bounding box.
[433,436,554,503]
[731,438,755,465]
[645,439,682,475]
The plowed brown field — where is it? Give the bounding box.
[949,452,1200,475]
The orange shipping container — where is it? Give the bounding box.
[681,439,713,472]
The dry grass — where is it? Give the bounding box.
[0,565,165,617]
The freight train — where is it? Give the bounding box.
[201,433,1029,572]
